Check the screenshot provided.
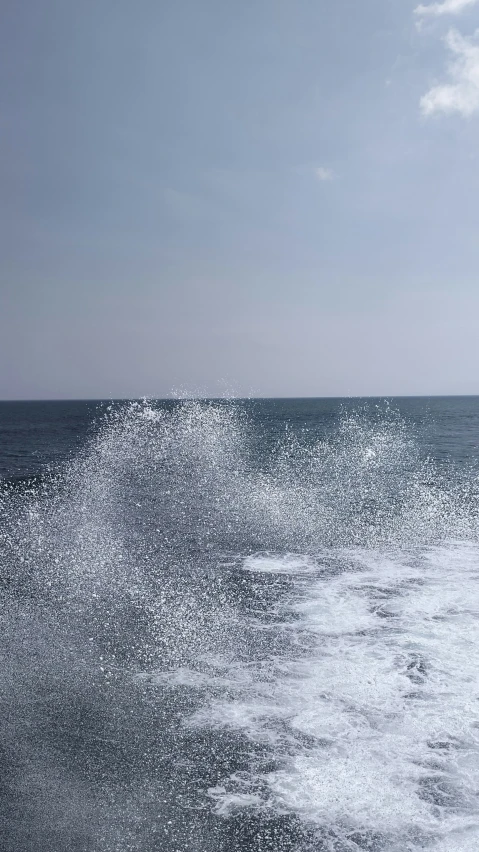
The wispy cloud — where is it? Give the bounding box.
[421,28,479,115]
[415,0,479,17]
[315,166,334,181]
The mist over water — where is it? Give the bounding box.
[1,399,479,851]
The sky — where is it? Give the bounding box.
[1,0,479,399]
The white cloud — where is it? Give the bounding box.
[415,0,479,16]
[315,166,334,181]
[420,28,479,115]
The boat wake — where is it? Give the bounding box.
[0,400,478,850]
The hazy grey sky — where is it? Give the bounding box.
[1,0,479,398]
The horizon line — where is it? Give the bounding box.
[1,394,479,403]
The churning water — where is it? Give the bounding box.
[1,398,479,851]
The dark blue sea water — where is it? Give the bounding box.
[1,397,479,852]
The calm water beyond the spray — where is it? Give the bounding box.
[1,397,479,852]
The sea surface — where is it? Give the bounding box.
[1,397,479,852]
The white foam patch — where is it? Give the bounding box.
[208,786,264,816]
[191,543,479,849]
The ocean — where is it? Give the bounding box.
[1,397,479,852]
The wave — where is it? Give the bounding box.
[1,400,478,851]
